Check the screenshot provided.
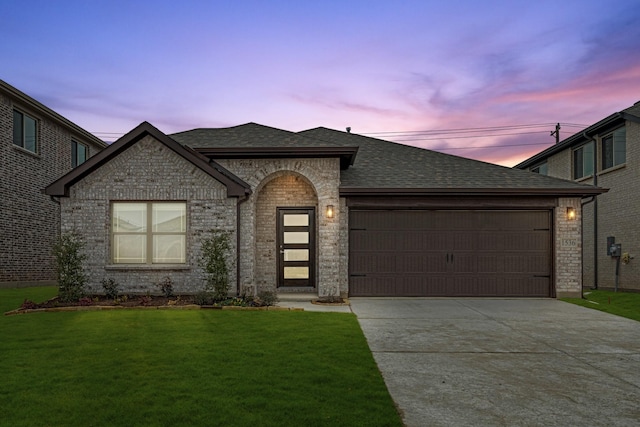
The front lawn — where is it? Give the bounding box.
[1,287,401,427]
[562,289,640,322]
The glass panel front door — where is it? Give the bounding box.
[277,208,315,287]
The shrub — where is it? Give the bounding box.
[101,278,120,300]
[257,290,279,307]
[200,230,232,301]
[53,231,87,303]
[21,299,38,310]
[157,276,174,298]
[193,291,214,306]
[139,295,152,306]
[78,297,93,306]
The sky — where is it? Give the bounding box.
[2,0,640,166]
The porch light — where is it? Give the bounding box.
[566,207,576,221]
[326,205,335,219]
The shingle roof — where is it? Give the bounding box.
[172,122,604,196]
[300,127,603,195]
[46,122,250,197]
[172,122,346,149]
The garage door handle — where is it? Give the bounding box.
[446,254,454,263]
[533,275,550,278]
[350,274,367,277]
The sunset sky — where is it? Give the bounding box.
[2,0,639,166]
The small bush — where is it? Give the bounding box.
[257,290,279,307]
[101,278,120,300]
[53,231,87,302]
[139,295,152,306]
[21,299,38,310]
[200,230,232,301]
[157,276,174,298]
[194,291,214,306]
[78,297,93,306]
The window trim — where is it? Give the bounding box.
[572,141,594,180]
[111,201,187,265]
[13,109,39,153]
[71,140,88,168]
[601,126,626,171]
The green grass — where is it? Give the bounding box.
[1,287,401,427]
[562,289,640,322]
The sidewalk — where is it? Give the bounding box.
[277,293,352,312]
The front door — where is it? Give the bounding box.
[277,207,315,287]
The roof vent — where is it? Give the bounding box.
[346,127,351,133]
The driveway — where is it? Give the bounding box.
[350,298,640,427]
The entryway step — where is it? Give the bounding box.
[277,293,317,302]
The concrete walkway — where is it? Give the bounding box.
[349,298,640,427]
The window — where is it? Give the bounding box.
[602,127,626,170]
[71,141,88,167]
[531,162,548,175]
[573,142,594,179]
[13,110,38,153]
[112,202,186,264]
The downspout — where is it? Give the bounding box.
[583,130,598,290]
[236,194,249,296]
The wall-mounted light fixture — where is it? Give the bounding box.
[567,207,576,220]
[326,205,334,219]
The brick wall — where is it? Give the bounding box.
[555,197,583,297]
[0,91,104,285]
[542,117,640,291]
[217,158,341,296]
[61,135,236,294]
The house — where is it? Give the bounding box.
[515,101,640,292]
[46,121,605,298]
[0,80,107,287]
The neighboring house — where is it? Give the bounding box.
[46,121,605,298]
[0,80,107,286]
[516,101,640,292]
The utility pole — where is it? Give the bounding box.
[550,123,560,144]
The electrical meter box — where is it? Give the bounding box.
[607,236,616,256]
[610,243,622,257]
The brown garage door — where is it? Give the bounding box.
[349,210,552,297]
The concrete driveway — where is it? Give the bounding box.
[350,298,640,427]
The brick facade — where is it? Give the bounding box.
[521,104,640,291]
[60,135,236,294]
[0,87,105,286]
[217,158,341,296]
[555,197,583,297]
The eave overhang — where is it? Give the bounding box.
[194,146,359,170]
[515,111,640,169]
[339,187,608,197]
[45,122,251,198]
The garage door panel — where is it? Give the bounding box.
[349,210,552,297]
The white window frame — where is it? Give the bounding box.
[111,202,187,264]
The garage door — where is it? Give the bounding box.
[349,210,552,297]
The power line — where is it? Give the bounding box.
[392,130,550,142]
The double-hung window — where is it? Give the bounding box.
[71,141,88,167]
[573,142,594,180]
[13,110,38,153]
[112,202,186,264]
[602,127,626,170]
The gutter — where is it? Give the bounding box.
[235,193,250,296]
